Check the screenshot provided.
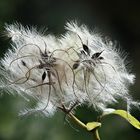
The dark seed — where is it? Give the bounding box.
[91,51,103,59]
[73,63,79,70]
[21,60,27,67]
[83,44,90,55]
[42,71,47,81]
[99,57,104,60]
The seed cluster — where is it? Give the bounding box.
[0,22,138,116]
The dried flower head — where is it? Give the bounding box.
[0,22,139,117]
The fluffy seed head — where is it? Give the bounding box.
[0,22,139,116]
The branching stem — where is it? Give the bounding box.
[58,105,101,140]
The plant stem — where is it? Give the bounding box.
[58,106,101,140]
[57,106,86,129]
[93,129,100,140]
[68,112,87,129]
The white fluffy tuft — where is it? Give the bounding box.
[0,22,138,117]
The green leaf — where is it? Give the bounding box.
[103,109,140,130]
[86,122,101,131]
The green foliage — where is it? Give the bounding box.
[86,122,101,131]
[101,109,140,130]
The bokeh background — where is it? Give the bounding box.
[0,0,140,140]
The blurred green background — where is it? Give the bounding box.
[0,0,140,140]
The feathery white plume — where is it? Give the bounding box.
[0,22,139,117]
